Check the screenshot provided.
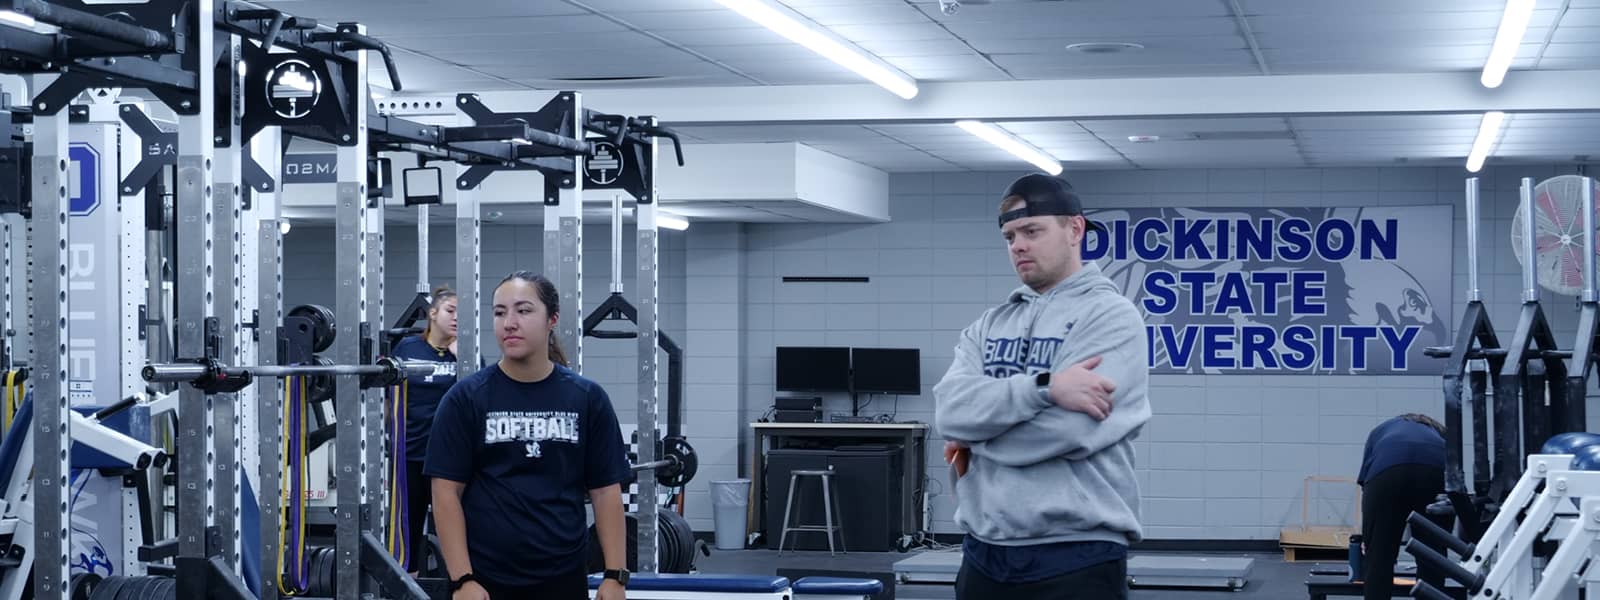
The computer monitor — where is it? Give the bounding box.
[775,347,851,392]
[851,348,921,395]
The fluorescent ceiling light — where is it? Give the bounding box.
[0,10,36,28]
[712,0,918,99]
[1481,0,1537,88]
[1466,111,1506,173]
[956,120,1063,176]
[658,213,690,231]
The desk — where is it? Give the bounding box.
[750,422,929,547]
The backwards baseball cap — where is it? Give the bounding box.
[997,173,1106,234]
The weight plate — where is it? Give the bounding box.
[315,547,330,596]
[121,577,155,600]
[322,547,336,595]
[86,576,126,600]
[656,436,697,488]
[68,572,101,600]
[660,507,696,573]
[307,356,336,403]
[156,577,176,600]
[289,304,337,352]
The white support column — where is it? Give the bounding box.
[635,120,661,573]
[253,125,285,600]
[365,169,387,545]
[549,93,584,372]
[212,31,246,574]
[454,161,481,377]
[27,70,72,600]
[174,14,219,591]
[334,27,373,600]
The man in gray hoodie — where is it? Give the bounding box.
[934,173,1152,600]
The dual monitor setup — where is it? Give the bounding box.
[773,347,921,423]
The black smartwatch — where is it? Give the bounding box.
[449,573,477,592]
[604,568,630,586]
[1035,372,1051,403]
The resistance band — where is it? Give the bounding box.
[280,375,311,595]
[384,382,409,569]
[2,370,19,433]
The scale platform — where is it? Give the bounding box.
[893,550,1253,590]
[892,550,962,584]
[1127,555,1254,590]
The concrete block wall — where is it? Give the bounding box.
[737,164,1600,540]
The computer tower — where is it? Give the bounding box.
[764,446,904,552]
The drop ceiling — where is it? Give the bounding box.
[259,0,1600,194]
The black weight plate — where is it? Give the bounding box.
[625,513,640,572]
[119,577,153,600]
[289,304,337,352]
[314,548,329,596]
[657,436,697,488]
[307,356,336,403]
[86,576,126,600]
[68,572,101,600]
[322,547,337,596]
[139,576,165,600]
[155,577,176,600]
[305,548,321,596]
[660,507,695,573]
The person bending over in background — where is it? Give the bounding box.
[1358,413,1450,600]
[426,272,633,600]
[935,174,1152,600]
[388,285,459,576]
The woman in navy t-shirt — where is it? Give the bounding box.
[388,285,459,576]
[425,272,632,600]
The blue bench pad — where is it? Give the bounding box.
[586,573,791,593]
[794,576,883,594]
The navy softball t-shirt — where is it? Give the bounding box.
[423,363,634,585]
[389,335,458,463]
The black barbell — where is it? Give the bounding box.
[142,356,434,393]
[631,435,698,488]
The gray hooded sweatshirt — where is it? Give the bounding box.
[933,261,1151,548]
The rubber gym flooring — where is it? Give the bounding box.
[697,549,1326,599]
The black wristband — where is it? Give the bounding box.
[449,573,476,592]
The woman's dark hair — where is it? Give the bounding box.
[1400,413,1445,437]
[497,271,568,367]
[421,284,458,342]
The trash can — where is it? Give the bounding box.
[711,479,751,551]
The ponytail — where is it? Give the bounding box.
[549,337,569,367]
[421,285,457,342]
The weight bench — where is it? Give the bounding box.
[586,573,884,600]
[793,576,882,599]
[587,573,792,600]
